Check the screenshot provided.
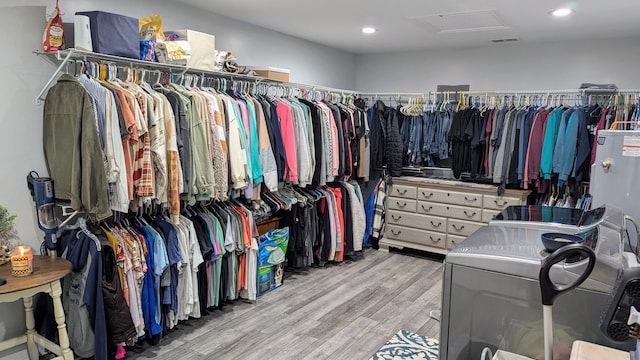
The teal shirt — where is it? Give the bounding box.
[540,108,563,179]
[245,99,264,184]
[552,108,574,174]
[555,110,580,186]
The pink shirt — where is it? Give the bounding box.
[276,101,298,182]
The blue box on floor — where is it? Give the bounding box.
[257,227,289,297]
[257,263,284,297]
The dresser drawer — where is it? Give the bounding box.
[417,201,449,218]
[417,188,448,203]
[447,219,484,237]
[484,195,523,210]
[447,234,467,250]
[418,188,483,207]
[445,204,482,222]
[388,197,417,213]
[390,184,417,199]
[482,209,501,223]
[417,201,481,222]
[386,225,446,249]
[387,211,447,232]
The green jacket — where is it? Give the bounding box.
[43,74,111,221]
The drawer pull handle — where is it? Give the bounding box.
[464,211,477,218]
[421,205,433,212]
[494,199,509,207]
[397,201,408,208]
[465,196,478,202]
[391,230,402,236]
[430,221,443,228]
[452,224,465,231]
[397,189,408,195]
[451,240,458,247]
[391,215,403,221]
[421,192,434,199]
[429,236,442,243]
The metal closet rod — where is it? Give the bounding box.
[35,48,360,104]
[358,89,610,97]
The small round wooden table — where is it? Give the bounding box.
[0,255,73,360]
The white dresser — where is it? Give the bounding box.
[382,177,530,254]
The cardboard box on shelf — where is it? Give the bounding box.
[164,29,216,71]
[247,66,290,82]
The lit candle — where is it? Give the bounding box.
[11,246,33,276]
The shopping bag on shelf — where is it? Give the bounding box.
[43,0,64,52]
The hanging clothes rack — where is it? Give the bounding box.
[35,48,360,105]
[359,88,621,96]
[358,88,629,109]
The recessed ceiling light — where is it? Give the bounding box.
[551,8,572,17]
[362,27,376,34]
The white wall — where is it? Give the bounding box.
[0,3,356,358]
[0,7,51,359]
[355,37,640,93]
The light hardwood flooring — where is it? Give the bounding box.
[129,248,444,360]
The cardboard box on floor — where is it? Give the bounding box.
[164,29,216,71]
[247,66,290,82]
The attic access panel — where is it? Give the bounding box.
[412,10,510,34]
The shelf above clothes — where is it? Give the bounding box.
[34,48,361,105]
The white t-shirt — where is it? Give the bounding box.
[181,216,204,318]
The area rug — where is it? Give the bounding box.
[370,330,439,360]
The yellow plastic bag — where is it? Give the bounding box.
[139,14,164,61]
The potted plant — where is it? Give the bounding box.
[0,205,17,265]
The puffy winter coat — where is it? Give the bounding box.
[384,106,404,177]
[370,100,387,175]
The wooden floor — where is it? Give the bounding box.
[129,248,444,360]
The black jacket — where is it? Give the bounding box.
[384,106,404,177]
[370,100,387,175]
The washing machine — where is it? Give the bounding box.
[439,205,634,359]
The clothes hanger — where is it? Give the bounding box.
[71,60,79,77]
[400,97,412,115]
[411,96,423,115]
[72,218,102,249]
[455,93,463,112]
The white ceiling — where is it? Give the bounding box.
[175,0,640,54]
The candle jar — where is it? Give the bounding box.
[11,246,33,276]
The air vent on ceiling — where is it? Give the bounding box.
[410,10,510,34]
[491,38,519,43]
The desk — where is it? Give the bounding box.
[0,255,73,360]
